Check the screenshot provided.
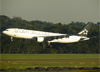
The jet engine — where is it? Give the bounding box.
[34,37,44,42]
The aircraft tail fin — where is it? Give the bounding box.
[78,22,92,36]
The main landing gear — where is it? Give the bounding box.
[48,42,52,47]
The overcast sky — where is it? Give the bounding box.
[1,0,99,24]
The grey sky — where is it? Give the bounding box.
[1,0,99,24]
[0,0,1,15]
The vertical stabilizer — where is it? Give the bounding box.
[78,22,92,36]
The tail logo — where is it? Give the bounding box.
[78,29,88,35]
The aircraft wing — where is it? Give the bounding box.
[44,34,69,41]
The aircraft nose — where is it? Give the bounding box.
[2,31,7,34]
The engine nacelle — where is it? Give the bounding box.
[36,37,44,42]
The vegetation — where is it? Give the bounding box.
[0,68,99,72]
[0,15,99,54]
[1,54,99,59]
[1,54,99,69]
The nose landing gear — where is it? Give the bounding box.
[11,37,13,41]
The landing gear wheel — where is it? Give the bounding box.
[48,42,52,47]
[11,37,13,41]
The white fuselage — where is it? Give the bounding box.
[2,28,89,43]
[3,28,65,39]
[48,36,81,43]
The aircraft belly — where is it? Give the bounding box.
[48,38,79,43]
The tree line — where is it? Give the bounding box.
[0,15,99,54]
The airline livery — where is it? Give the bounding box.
[2,23,92,44]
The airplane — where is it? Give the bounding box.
[2,23,92,44]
